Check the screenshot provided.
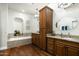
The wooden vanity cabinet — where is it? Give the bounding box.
[47,37,79,56]
[32,33,40,47]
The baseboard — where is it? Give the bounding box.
[0,46,7,50]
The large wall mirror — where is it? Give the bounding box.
[14,17,23,34]
[56,17,79,32]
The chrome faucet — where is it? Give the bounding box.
[61,33,63,37]
[68,32,71,38]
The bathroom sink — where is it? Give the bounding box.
[62,37,72,40]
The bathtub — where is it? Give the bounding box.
[7,35,32,49]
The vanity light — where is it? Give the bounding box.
[58,3,72,9]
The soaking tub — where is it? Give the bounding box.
[8,36,31,41]
[7,34,32,49]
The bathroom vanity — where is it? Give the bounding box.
[32,6,79,56]
[46,34,79,56]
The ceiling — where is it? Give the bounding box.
[8,3,49,15]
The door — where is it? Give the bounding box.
[32,34,36,45]
[55,40,65,56]
[35,35,40,47]
[46,8,53,33]
[39,29,46,50]
[39,8,46,29]
[65,46,79,56]
[55,44,65,56]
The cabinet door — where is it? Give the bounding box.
[46,8,53,33]
[39,8,46,29]
[40,29,46,50]
[36,35,40,47]
[40,36,46,50]
[39,10,43,29]
[55,45,65,56]
[32,34,36,45]
[65,46,79,56]
[32,34,40,47]
[55,40,65,56]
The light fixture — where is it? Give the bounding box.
[58,3,72,9]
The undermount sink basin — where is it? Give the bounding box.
[55,35,72,40]
[62,37,72,40]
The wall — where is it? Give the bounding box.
[8,8,33,34]
[48,3,79,35]
[0,9,2,48]
[0,4,8,50]
[31,17,39,33]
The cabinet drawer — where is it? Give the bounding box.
[48,38,54,42]
[47,43,53,47]
[47,49,54,54]
[47,39,54,44]
[47,46,54,50]
[55,40,64,46]
[48,41,53,45]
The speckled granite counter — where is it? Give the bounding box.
[47,34,79,43]
[32,32,40,34]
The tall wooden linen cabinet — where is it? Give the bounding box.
[39,6,53,50]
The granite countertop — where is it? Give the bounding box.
[32,32,40,34]
[47,34,79,43]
